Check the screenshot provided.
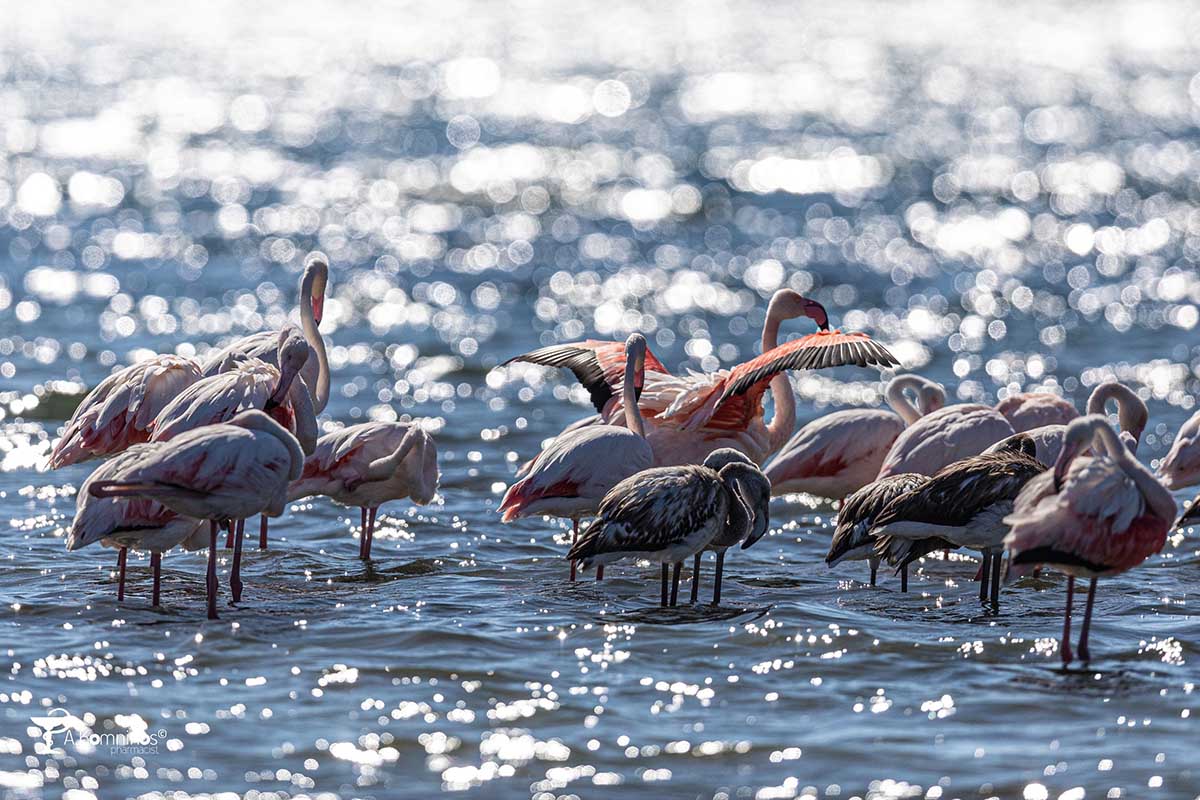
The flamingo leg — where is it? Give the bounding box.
[206,522,219,620]
[116,547,127,602]
[225,523,235,549]
[364,507,378,560]
[689,553,701,604]
[660,564,669,607]
[989,550,1002,606]
[259,515,269,550]
[869,557,878,587]
[569,518,579,582]
[978,551,991,602]
[358,507,368,559]
[230,519,245,604]
[900,562,908,593]
[711,550,725,606]
[670,562,682,607]
[596,565,605,582]
[151,552,161,607]
[1060,576,1075,666]
[1077,578,1098,662]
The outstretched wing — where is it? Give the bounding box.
[670,330,900,431]
[504,339,671,413]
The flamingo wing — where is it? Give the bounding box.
[568,466,722,560]
[504,339,671,413]
[50,356,201,467]
[669,330,899,431]
[150,361,274,442]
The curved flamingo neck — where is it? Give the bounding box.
[300,269,331,414]
[885,376,925,425]
[622,355,646,438]
[1094,422,1175,523]
[760,306,795,455]
[1086,382,1145,444]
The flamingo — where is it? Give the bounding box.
[1004,415,1173,665]
[499,334,655,580]
[995,392,1078,433]
[986,381,1147,464]
[826,473,929,588]
[88,410,304,619]
[201,252,331,414]
[687,448,771,605]
[48,356,202,468]
[764,374,944,499]
[153,329,316,559]
[288,422,439,559]
[67,445,206,606]
[1156,408,1200,491]
[870,435,1043,605]
[505,290,899,467]
[876,398,1016,479]
[567,459,769,607]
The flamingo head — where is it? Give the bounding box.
[624,332,648,394]
[303,252,329,326]
[1053,415,1107,492]
[767,289,830,331]
[266,329,309,411]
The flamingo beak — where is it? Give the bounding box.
[805,299,830,331]
[311,294,325,327]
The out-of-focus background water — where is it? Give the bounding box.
[1,1,1199,797]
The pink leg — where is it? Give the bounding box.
[116,547,127,602]
[206,522,219,620]
[358,507,368,559]
[1077,578,1097,662]
[259,515,268,550]
[225,523,235,549]
[151,552,161,607]
[569,518,579,582]
[230,519,245,604]
[1061,576,1075,666]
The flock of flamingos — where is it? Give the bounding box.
[49,252,1200,667]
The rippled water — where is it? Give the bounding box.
[2,1,1200,797]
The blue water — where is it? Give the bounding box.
[1,2,1199,797]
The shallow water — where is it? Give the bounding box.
[1,1,1200,798]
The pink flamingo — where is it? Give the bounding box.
[1156,409,1200,491]
[1004,415,1173,665]
[506,291,899,467]
[995,392,1078,433]
[201,252,331,414]
[876,399,1015,479]
[67,445,206,606]
[152,329,316,560]
[764,374,944,500]
[48,356,202,468]
[987,381,1147,464]
[88,410,303,619]
[288,422,439,559]
[499,334,655,580]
